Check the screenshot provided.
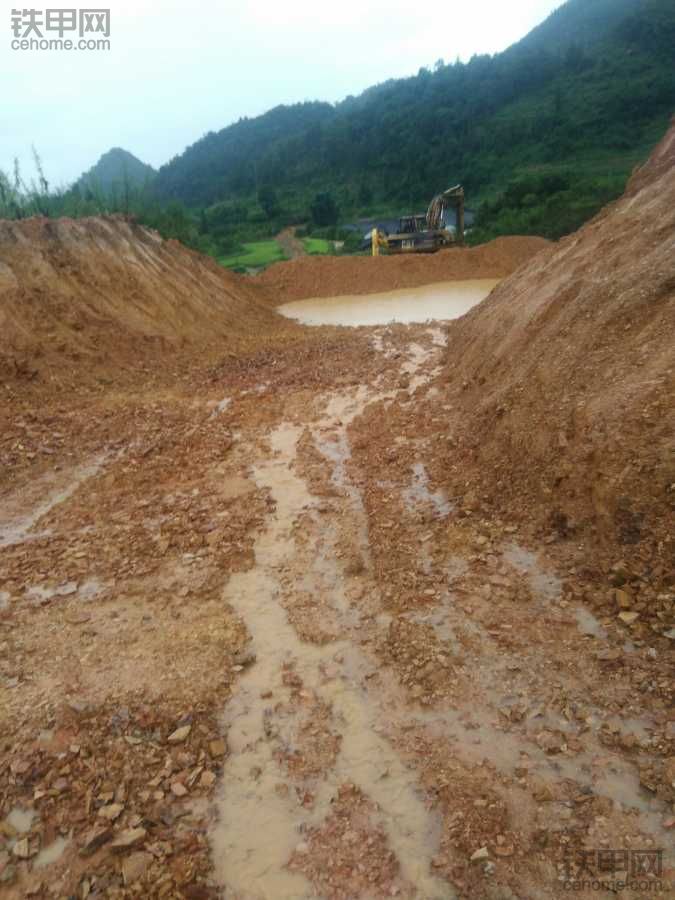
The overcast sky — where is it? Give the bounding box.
[3,0,563,187]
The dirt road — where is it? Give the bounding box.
[276,226,307,260]
[1,321,671,899]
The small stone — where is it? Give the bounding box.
[10,759,30,776]
[470,847,489,862]
[209,739,226,758]
[0,822,17,840]
[111,828,147,853]
[614,589,632,610]
[170,782,188,797]
[609,562,630,586]
[80,826,113,856]
[530,777,555,801]
[66,613,91,625]
[122,851,153,885]
[167,725,191,744]
[98,803,124,822]
[200,771,216,788]
[536,730,565,753]
[618,611,639,625]
[232,648,256,667]
[11,838,32,860]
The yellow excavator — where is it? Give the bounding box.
[372,184,464,256]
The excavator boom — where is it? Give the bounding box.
[426,185,464,233]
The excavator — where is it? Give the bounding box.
[372,184,464,256]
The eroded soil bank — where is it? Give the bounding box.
[1,323,672,899]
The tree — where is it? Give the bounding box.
[310,192,339,227]
[258,185,280,219]
[357,182,373,207]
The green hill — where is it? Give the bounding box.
[153,0,675,241]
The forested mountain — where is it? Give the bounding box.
[153,0,674,240]
[77,148,156,194]
[515,0,639,52]
[154,104,333,209]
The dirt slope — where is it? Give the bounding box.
[428,120,675,617]
[257,235,549,302]
[0,215,282,384]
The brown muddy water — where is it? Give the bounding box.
[278,279,500,326]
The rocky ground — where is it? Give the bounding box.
[1,320,672,899]
[1,124,673,900]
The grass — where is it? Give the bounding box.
[218,240,286,270]
[302,237,333,255]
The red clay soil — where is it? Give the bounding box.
[256,235,550,302]
[420,120,675,626]
[0,129,673,900]
[0,215,288,387]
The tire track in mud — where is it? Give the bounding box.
[211,339,456,899]
[212,442,453,896]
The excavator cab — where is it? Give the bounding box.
[398,215,427,234]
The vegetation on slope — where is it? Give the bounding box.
[1,0,673,256]
[152,0,675,242]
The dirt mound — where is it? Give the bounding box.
[430,122,674,610]
[0,215,282,384]
[257,235,549,302]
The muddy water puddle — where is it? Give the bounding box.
[279,279,499,326]
[0,454,107,548]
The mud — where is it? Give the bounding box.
[212,421,451,899]
[1,127,673,899]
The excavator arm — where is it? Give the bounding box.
[426,185,464,240]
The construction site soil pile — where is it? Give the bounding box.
[257,235,550,302]
[407,120,674,630]
[0,215,288,388]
